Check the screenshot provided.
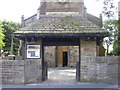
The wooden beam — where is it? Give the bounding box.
[76,38,81,81]
[79,38,81,81]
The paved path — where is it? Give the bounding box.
[2,67,119,89]
[42,67,77,85]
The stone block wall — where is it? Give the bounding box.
[81,39,96,56]
[0,60,24,84]
[0,56,119,84]
[69,46,79,67]
[80,56,119,82]
[44,2,84,14]
[44,46,79,67]
[0,60,42,84]
[44,46,56,67]
[24,60,42,84]
[43,39,98,67]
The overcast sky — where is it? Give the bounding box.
[0,0,118,22]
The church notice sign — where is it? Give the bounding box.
[27,45,40,58]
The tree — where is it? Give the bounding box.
[103,19,118,55]
[112,40,120,55]
[112,18,120,55]
[98,0,120,55]
[102,0,116,18]
[0,22,5,55]
[96,0,116,18]
[1,21,20,55]
[0,26,5,49]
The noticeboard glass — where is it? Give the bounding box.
[27,45,40,58]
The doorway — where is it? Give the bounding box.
[63,52,68,67]
[57,46,68,67]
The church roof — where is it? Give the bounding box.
[15,15,108,35]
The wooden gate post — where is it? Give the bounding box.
[41,39,45,81]
[76,38,81,81]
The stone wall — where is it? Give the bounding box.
[69,46,79,66]
[44,46,80,67]
[24,60,42,84]
[0,60,42,84]
[42,2,84,14]
[80,56,119,82]
[43,39,98,67]
[81,39,97,56]
[0,56,119,84]
[44,46,56,67]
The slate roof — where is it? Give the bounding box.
[15,15,108,35]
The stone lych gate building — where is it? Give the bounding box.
[15,0,108,67]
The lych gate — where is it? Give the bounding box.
[41,35,81,81]
[14,0,108,82]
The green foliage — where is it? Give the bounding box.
[104,19,118,40]
[112,19,120,56]
[112,40,120,56]
[0,24,5,49]
[1,20,20,55]
[103,19,118,55]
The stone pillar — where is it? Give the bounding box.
[24,39,43,82]
[80,38,97,57]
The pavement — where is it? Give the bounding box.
[1,82,119,89]
[1,67,119,89]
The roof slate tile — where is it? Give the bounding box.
[15,15,108,34]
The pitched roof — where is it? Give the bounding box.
[15,15,108,35]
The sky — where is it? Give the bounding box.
[0,0,119,23]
